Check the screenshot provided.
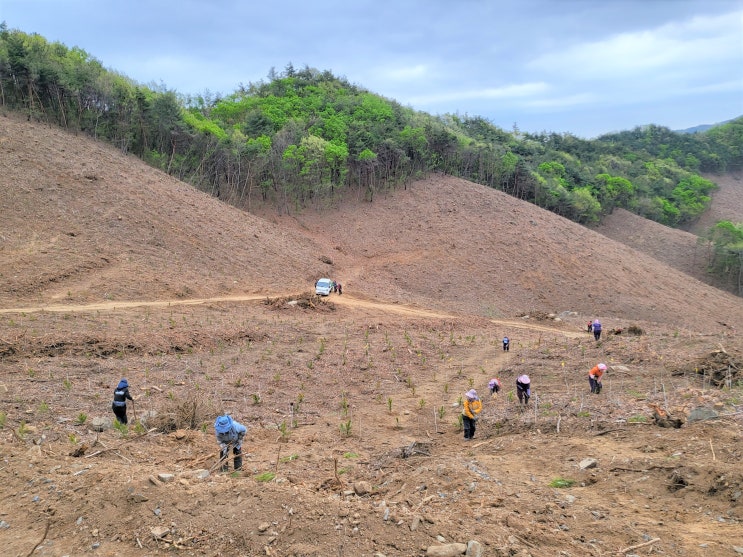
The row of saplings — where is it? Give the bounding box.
[109,345,686,472]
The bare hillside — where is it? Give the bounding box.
[0,114,328,307]
[274,176,743,333]
[597,172,743,295]
[692,171,743,234]
[596,208,731,290]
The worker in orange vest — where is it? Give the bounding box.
[589,363,606,394]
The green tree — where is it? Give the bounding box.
[594,173,635,211]
[570,187,601,224]
[705,221,743,294]
[670,175,715,224]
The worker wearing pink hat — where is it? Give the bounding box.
[516,374,531,407]
[589,363,607,394]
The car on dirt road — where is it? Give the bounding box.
[315,278,333,296]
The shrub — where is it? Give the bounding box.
[150,393,218,432]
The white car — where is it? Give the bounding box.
[315,278,333,296]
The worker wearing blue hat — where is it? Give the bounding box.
[112,379,134,424]
[214,414,247,471]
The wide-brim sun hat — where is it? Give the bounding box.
[465,389,478,399]
[518,374,530,384]
[488,379,500,389]
[214,415,233,433]
[598,363,607,370]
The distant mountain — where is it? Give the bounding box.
[675,118,736,134]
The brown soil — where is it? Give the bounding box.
[1,112,742,557]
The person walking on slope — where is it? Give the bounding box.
[502,336,510,351]
[592,319,602,341]
[112,378,134,425]
[214,415,247,472]
[589,363,607,394]
[337,282,342,295]
[516,374,531,407]
[462,389,482,440]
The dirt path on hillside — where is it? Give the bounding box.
[0,292,586,338]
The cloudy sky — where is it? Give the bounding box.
[2,0,741,138]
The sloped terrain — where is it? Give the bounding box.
[597,173,743,294]
[0,113,742,557]
[0,114,329,307]
[598,208,709,279]
[691,172,743,235]
[271,175,743,332]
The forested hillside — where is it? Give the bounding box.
[2,24,742,289]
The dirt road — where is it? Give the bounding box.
[0,292,587,338]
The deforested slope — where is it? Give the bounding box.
[597,171,743,295]
[597,208,716,284]
[692,171,743,234]
[1,113,742,557]
[0,113,328,307]
[279,174,743,333]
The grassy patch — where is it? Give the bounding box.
[549,477,576,488]
[255,471,276,482]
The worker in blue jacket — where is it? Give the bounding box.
[214,415,247,472]
[112,378,134,424]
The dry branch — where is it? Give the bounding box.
[333,457,345,489]
[594,428,627,436]
[83,429,154,458]
[619,537,660,553]
[25,519,50,557]
[609,466,676,473]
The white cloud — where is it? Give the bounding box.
[528,10,743,82]
[685,78,743,95]
[407,82,550,106]
[520,92,599,109]
[376,64,431,81]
